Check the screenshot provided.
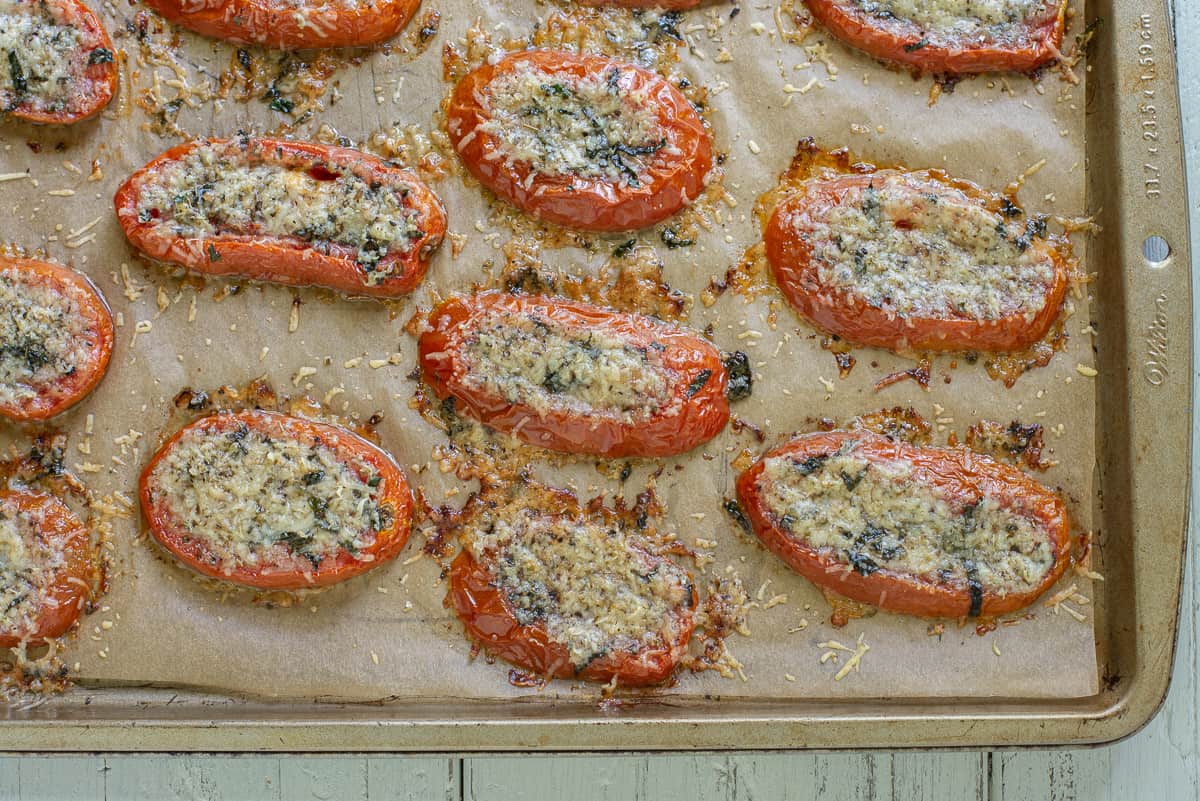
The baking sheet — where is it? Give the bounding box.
[0,0,1098,702]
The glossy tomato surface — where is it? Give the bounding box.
[2,0,118,123]
[143,0,421,49]
[115,137,446,299]
[0,489,92,647]
[736,430,1070,619]
[446,49,712,231]
[140,410,413,590]
[0,257,114,422]
[764,170,1070,352]
[418,291,730,457]
[807,0,1066,74]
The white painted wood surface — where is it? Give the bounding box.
[2,0,1197,797]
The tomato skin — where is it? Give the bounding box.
[139,410,413,590]
[736,431,1071,619]
[579,0,702,8]
[0,257,114,422]
[446,486,698,687]
[142,0,421,49]
[764,170,1070,352]
[418,292,730,458]
[4,0,118,124]
[807,0,1066,74]
[0,489,92,647]
[114,137,446,299]
[446,49,712,232]
[449,549,695,686]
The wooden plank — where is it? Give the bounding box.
[465,753,985,801]
[0,759,19,800]
[12,757,105,801]
[366,758,460,801]
[102,756,281,801]
[279,757,368,801]
[889,753,985,800]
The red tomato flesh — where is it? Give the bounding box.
[418,291,730,457]
[447,49,712,231]
[140,410,413,590]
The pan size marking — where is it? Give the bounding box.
[1137,14,1162,201]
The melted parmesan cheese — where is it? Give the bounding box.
[0,0,85,113]
[469,509,691,669]
[0,496,62,637]
[477,61,675,185]
[759,443,1056,595]
[793,173,1055,320]
[460,308,675,421]
[148,421,389,573]
[135,143,423,283]
[0,268,93,409]
[849,0,1043,40]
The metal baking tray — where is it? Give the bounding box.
[0,0,1190,751]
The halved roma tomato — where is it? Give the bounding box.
[418,291,730,457]
[140,410,413,590]
[446,49,712,231]
[142,0,421,49]
[0,256,114,422]
[0,0,118,124]
[0,489,92,647]
[446,483,697,686]
[764,168,1070,352]
[735,430,1071,619]
[806,0,1067,74]
[114,137,446,299]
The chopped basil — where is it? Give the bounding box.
[88,47,114,65]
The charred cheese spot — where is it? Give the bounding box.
[794,173,1056,321]
[468,508,692,669]
[134,143,423,283]
[147,423,390,574]
[478,61,675,185]
[0,268,94,410]
[0,0,84,114]
[758,442,1057,596]
[459,308,674,421]
[0,495,62,637]
[847,0,1044,41]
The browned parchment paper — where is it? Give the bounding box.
[0,0,1098,701]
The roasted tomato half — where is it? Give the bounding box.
[446,49,712,231]
[115,137,446,299]
[0,0,118,123]
[447,483,697,686]
[0,256,114,422]
[0,489,92,647]
[140,410,413,590]
[142,0,421,50]
[764,168,1070,352]
[735,430,1071,619]
[418,291,730,458]
[806,0,1067,74]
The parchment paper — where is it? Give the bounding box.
[0,0,1098,701]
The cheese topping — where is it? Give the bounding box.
[134,143,424,283]
[0,268,95,410]
[459,308,675,421]
[469,508,692,669]
[0,0,89,114]
[477,61,675,185]
[793,173,1056,321]
[0,496,62,637]
[759,442,1057,596]
[148,421,390,573]
[847,0,1044,41]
